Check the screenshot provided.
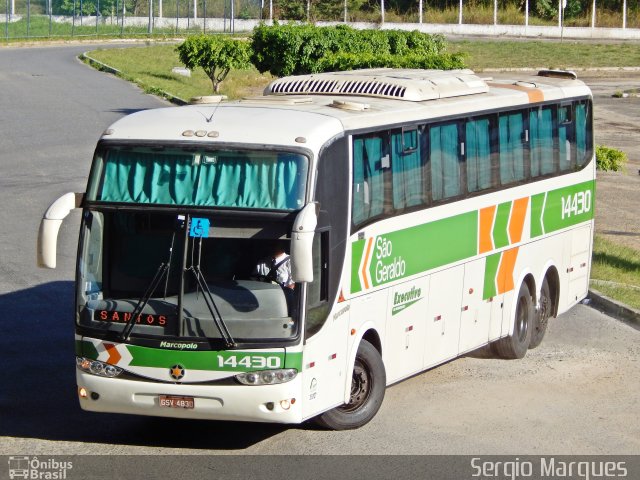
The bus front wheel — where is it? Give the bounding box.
[493,282,533,359]
[315,339,386,430]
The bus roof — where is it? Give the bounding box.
[101,69,591,151]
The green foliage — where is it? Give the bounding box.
[176,35,251,93]
[595,144,628,172]
[318,52,466,72]
[250,23,454,77]
[530,0,583,20]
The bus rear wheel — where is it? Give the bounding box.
[529,278,551,349]
[493,282,533,359]
[315,339,386,430]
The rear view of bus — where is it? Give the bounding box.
[38,68,594,430]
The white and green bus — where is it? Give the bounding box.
[38,68,594,429]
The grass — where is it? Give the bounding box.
[87,44,273,100]
[448,40,640,70]
[591,235,640,309]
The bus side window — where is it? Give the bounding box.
[391,127,425,209]
[465,117,493,193]
[575,101,592,168]
[530,106,555,177]
[558,104,575,172]
[498,111,526,185]
[352,135,385,225]
[430,122,462,201]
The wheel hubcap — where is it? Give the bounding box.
[341,359,371,413]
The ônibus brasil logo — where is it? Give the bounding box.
[8,456,73,479]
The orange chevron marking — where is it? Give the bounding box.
[488,83,544,103]
[104,343,122,365]
[497,247,519,294]
[508,197,529,244]
[361,238,374,290]
[479,205,496,254]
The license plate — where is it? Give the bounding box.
[159,395,195,409]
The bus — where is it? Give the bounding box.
[38,68,594,430]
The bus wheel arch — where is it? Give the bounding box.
[315,329,386,430]
[530,267,560,349]
[493,278,534,359]
[544,266,560,319]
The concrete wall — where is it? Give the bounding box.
[4,14,640,40]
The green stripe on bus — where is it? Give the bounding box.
[530,193,546,238]
[540,180,595,234]
[350,179,593,294]
[492,201,512,249]
[126,345,296,372]
[79,341,301,372]
[367,211,477,288]
[79,340,98,360]
[483,253,501,300]
[351,239,366,294]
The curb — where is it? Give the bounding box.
[587,288,640,329]
[79,51,188,106]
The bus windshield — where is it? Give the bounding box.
[87,147,309,211]
[77,210,300,343]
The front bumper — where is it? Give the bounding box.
[76,369,303,424]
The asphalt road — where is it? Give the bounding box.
[0,46,638,463]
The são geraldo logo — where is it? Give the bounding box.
[8,456,73,479]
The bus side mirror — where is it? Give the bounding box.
[290,202,319,283]
[37,192,84,269]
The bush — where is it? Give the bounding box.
[250,23,455,77]
[596,145,628,172]
[318,52,466,72]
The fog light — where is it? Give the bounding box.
[79,387,88,399]
[265,402,274,411]
[280,399,291,410]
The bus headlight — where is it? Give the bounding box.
[76,357,123,378]
[236,369,297,385]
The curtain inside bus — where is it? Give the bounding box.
[499,112,525,184]
[575,103,588,167]
[530,107,554,176]
[558,106,573,171]
[430,123,461,201]
[391,130,424,210]
[466,119,492,193]
[97,150,306,210]
[352,136,385,224]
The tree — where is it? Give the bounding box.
[176,35,252,94]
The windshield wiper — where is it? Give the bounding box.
[120,230,176,342]
[186,234,236,348]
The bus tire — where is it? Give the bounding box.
[315,340,386,430]
[529,278,551,349]
[493,282,533,359]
